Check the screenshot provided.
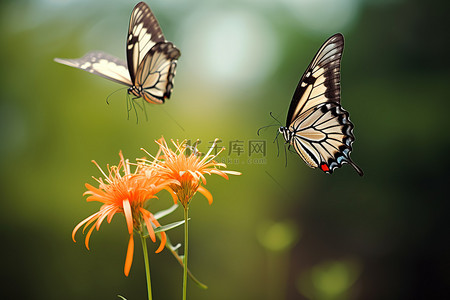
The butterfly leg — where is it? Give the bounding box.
[141,98,149,122]
[131,97,141,124]
[287,145,297,154]
[126,94,133,121]
[284,143,289,167]
[126,94,140,123]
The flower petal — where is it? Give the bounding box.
[197,185,213,205]
[95,206,116,230]
[107,207,120,223]
[124,234,134,277]
[155,232,167,253]
[122,199,133,234]
[148,216,167,253]
[72,212,101,242]
[163,187,178,204]
[140,208,156,242]
[84,223,97,250]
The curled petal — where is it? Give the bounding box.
[83,183,107,197]
[107,207,120,223]
[163,187,178,204]
[72,212,101,242]
[84,223,97,250]
[224,170,242,176]
[197,172,207,185]
[209,162,227,168]
[209,169,229,180]
[140,208,156,242]
[156,231,167,253]
[197,185,213,205]
[149,217,167,253]
[95,206,116,230]
[207,167,238,179]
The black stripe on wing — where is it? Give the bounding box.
[127,1,165,83]
[286,33,344,125]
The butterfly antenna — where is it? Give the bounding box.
[106,88,127,105]
[161,107,185,132]
[257,124,279,136]
[257,112,283,136]
[272,129,280,157]
[269,112,282,125]
[126,94,132,120]
[142,99,149,122]
[131,98,140,124]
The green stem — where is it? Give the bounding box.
[182,206,189,300]
[140,234,153,300]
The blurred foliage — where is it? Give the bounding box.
[1,0,449,299]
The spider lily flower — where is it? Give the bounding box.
[147,137,241,208]
[72,151,178,276]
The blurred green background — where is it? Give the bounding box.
[1,0,448,299]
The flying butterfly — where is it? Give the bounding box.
[278,33,363,176]
[54,1,180,104]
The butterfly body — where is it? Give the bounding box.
[55,2,180,104]
[280,33,363,176]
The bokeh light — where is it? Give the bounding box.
[178,5,279,93]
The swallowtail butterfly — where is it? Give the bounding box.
[279,33,363,175]
[54,2,180,104]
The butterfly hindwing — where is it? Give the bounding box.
[135,41,181,104]
[54,51,132,86]
[280,33,363,176]
[127,1,165,84]
[290,103,363,175]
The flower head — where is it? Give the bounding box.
[72,151,174,276]
[148,137,241,208]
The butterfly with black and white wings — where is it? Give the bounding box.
[278,33,363,176]
[54,2,180,104]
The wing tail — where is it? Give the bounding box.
[348,159,364,176]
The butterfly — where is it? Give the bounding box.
[54,2,181,104]
[278,33,363,176]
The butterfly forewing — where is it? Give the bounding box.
[287,33,343,125]
[127,1,165,84]
[135,42,181,103]
[54,51,132,86]
[281,33,363,176]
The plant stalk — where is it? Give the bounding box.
[140,234,153,300]
[182,206,189,300]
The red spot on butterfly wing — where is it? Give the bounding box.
[320,163,330,172]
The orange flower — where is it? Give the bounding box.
[148,137,241,208]
[72,151,175,276]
